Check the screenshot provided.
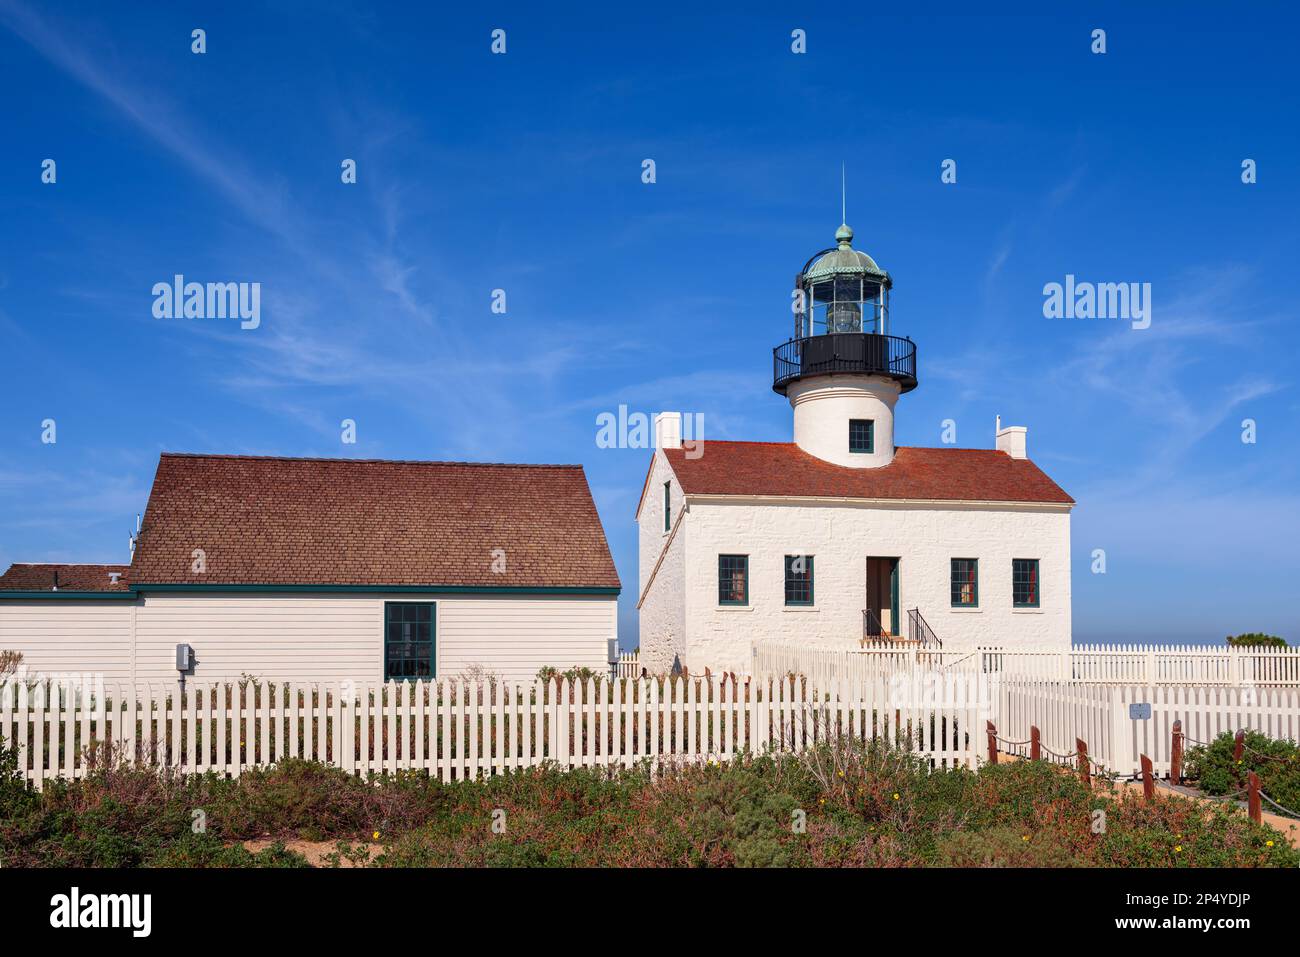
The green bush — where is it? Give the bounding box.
[535,665,603,685]
[1225,633,1288,647]
[2,742,1296,868]
[1184,730,1300,813]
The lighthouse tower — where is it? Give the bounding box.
[773,223,916,468]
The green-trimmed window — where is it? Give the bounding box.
[384,602,435,679]
[663,480,671,532]
[718,555,749,606]
[849,419,874,454]
[1013,558,1040,608]
[784,555,814,606]
[950,559,979,607]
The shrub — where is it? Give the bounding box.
[3,740,1296,868]
[1184,730,1300,813]
[535,665,602,685]
[1225,633,1288,648]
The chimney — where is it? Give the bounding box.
[995,416,1028,459]
[108,572,122,585]
[654,411,682,450]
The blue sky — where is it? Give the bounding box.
[1,1,1297,647]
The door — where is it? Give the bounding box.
[889,560,900,638]
[866,557,901,636]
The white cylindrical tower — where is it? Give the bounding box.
[773,223,916,469]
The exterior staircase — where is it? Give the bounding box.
[861,607,942,649]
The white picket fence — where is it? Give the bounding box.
[0,674,981,788]
[986,644,1300,686]
[753,641,946,688]
[754,640,1300,688]
[994,680,1300,778]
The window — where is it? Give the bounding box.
[849,419,874,454]
[784,555,814,606]
[1013,559,1040,607]
[663,480,671,532]
[718,555,749,606]
[950,559,979,607]
[384,602,435,679]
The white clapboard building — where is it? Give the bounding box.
[0,454,620,684]
[636,222,1074,675]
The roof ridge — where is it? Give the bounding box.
[159,452,585,469]
[6,562,129,568]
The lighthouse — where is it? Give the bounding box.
[773,222,916,469]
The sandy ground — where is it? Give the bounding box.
[242,838,383,867]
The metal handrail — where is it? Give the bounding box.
[862,608,887,639]
[907,607,942,649]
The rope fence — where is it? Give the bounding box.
[986,717,1299,829]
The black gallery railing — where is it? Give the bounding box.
[773,333,917,393]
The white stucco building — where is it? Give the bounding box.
[636,223,1074,675]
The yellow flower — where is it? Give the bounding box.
[373,830,380,840]
[1266,840,1275,847]
[892,792,900,801]
[818,798,825,805]
[837,770,844,778]
[1174,845,1182,853]
[1022,835,1029,842]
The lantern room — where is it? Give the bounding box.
[795,223,891,337]
[773,222,917,397]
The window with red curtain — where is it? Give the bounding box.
[1013,559,1040,607]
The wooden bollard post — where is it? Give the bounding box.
[1247,772,1262,824]
[1233,729,1245,765]
[986,721,998,765]
[1170,720,1183,785]
[1077,738,1090,787]
[1030,725,1041,760]
[1141,754,1154,801]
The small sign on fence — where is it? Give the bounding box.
[1128,702,1152,720]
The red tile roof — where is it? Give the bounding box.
[0,563,131,592]
[129,454,620,589]
[661,442,1073,504]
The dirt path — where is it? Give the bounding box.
[242,838,383,867]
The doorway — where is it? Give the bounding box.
[864,557,901,637]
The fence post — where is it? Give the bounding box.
[986,721,997,764]
[1030,725,1040,761]
[1077,738,1090,787]
[1109,685,1131,777]
[1233,729,1245,767]
[1140,754,1154,801]
[1170,719,1183,785]
[1247,771,1261,824]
